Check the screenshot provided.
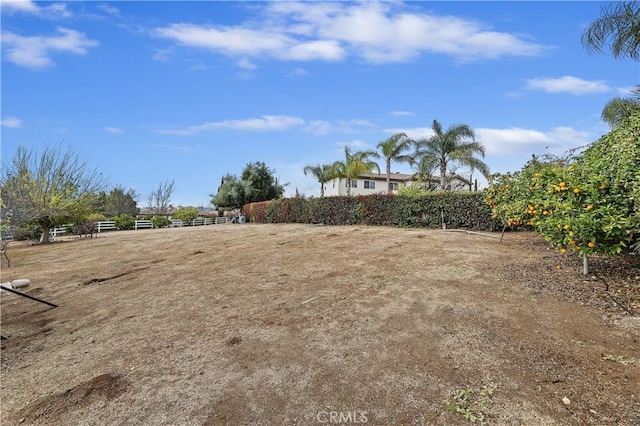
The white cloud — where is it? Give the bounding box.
[476,126,593,156]
[97,4,121,17]
[237,58,257,70]
[152,1,545,65]
[390,111,414,117]
[1,116,22,128]
[303,120,333,135]
[525,76,610,95]
[153,23,344,62]
[336,118,377,133]
[1,27,98,69]
[287,67,309,77]
[1,0,71,18]
[161,115,305,135]
[104,127,123,134]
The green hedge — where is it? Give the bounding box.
[242,193,501,231]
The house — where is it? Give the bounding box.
[323,172,473,196]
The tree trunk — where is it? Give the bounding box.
[346,178,351,196]
[40,225,51,244]
[320,183,324,197]
[582,253,589,275]
[440,161,447,191]
[386,161,392,194]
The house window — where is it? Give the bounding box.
[350,180,358,188]
[389,182,399,191]
[364,180,375,189]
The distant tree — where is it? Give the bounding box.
[411,152,439,191]
[147,179,175,214]
[581,1,640,61]
[241,161,286,204]
[105,185,139,217]
[376,133,414,194]
[211,162,286,209]
[0,144,107,243]
[331,146,381,196]
[172,206,199,224]
[211,174,246,210]
[415,119,490,191]
[581,2,640,129]
[303,164,335,197]
[601,85,640,129]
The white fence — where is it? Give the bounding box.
[51,216,233,237]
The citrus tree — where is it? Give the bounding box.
[487,113,639,274]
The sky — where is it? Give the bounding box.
[1,0,638,208]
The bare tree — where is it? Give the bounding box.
[147,179,175,214]
[0,144,107,243]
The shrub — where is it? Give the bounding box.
[172,207,199,224]
[12,225,42,241]
[243,193,499,231]
[151,215,171,228]
[114,214,135,230]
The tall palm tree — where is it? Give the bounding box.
[411,151,438,190]
[415,119,490,191]
[601,85,640,128]
[581,1,640,61]
[303,163,334,197]
[331,146,380,196]
[376,133,414,194]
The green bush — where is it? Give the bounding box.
[242,193,500,231]
[12,225,42,241]
[151,215,171,228]
[172,207,199,224]
[114,214,135,230]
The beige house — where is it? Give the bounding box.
[324,172,473,196]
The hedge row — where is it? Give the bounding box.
[242,193,502,231]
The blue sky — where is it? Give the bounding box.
[2,1,638,207]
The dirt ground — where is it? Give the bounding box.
[1,223,639,425]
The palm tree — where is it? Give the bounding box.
[411,151,438,191]
[376,133,414,194]
[415,119,490,191]
[581,1,640,61]
[601,85,640,128]
[331,146,380,196]
[303,163,335,197]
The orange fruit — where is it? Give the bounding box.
[588,242,596,248]
[573,188,580,194]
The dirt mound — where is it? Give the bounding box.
[10,373,127,425]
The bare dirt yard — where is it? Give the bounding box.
[1,223,639,425]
